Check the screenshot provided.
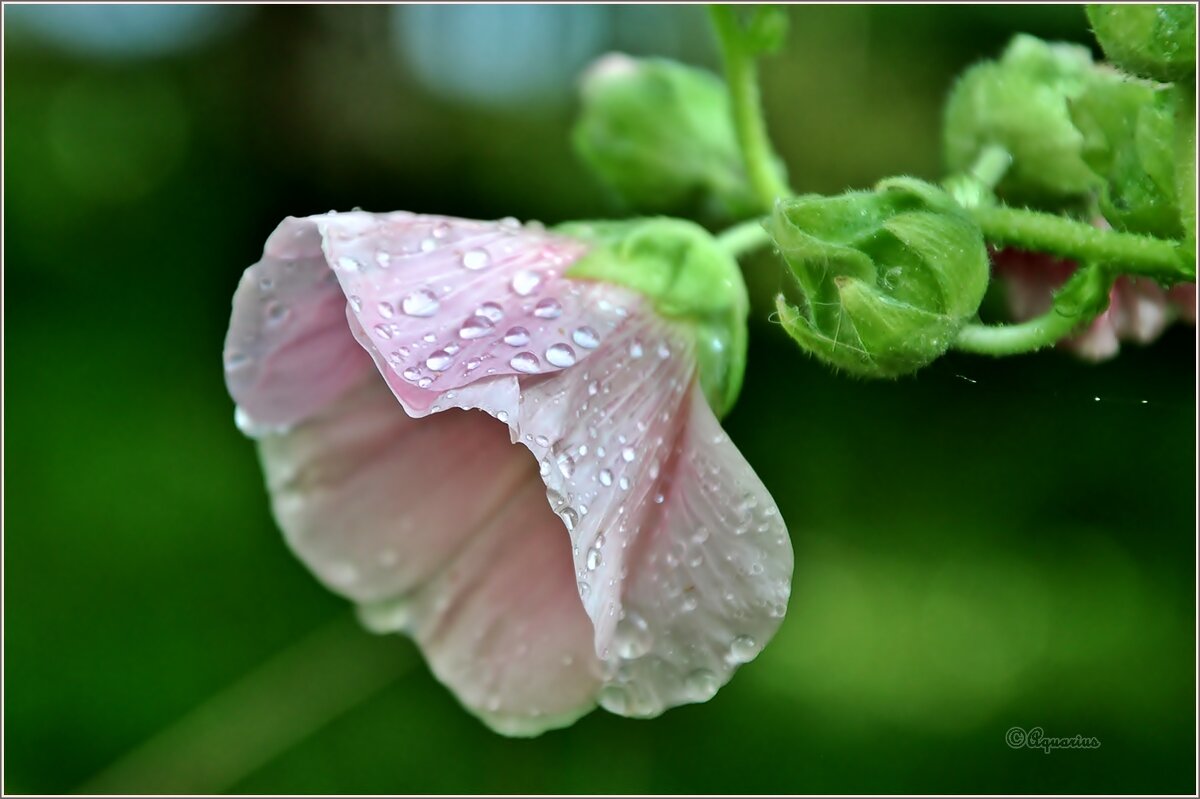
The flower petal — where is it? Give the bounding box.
[516,310,793,718]
[257,377,602,735]
[311,211,632,415]
[223,218,374,431]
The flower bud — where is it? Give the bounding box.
[562,218,749,417]
[943,34,1102,208]
[769,178,989,378]
[1070,76,1183,238]
[572,55,760,218]
[1087,4,1196,83]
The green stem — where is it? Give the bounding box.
[717,217,771,257]
[972,205,1192,281]
[954,308,1085,356]
[708,5,790,212]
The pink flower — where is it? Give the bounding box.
[993,247,1196,360]
[223,212,793,735]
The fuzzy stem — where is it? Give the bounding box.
[708,5,791,212]
[717,217,771,257]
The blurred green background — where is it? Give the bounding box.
[4,4,1195,794]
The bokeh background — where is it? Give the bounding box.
[4,4,1196,794]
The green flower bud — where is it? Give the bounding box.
[1070,75,1183,238]
[1088,4,1196,83]
[561,218,749,417]
[572,55,759,218]
[943,34,1102,208]
[769,178,990,378]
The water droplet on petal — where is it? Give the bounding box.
[685,669,719,701]
[503,327,531,347]
[375,251,391,268]
[458,315,495,339]
[426,350,453,371]
[556,452,576,478]
[533,298,562,319]
[476,302,504,322]
[401,289,439,317]
[337,255,361,271]
[419,238,436,253]
[374,324,393,340]
[598,469,613,487]
[402,367,419,381]
[729,635,759,664]
[572,326,600,349]
[621,447,636,463]
[462,249,490,270]
[510,352,540,373]
[377,301,394,318]
[417,377,433,388]
[613,611,652,659]
[545,343,576,368]
[497,410,509,423]
[512,270,541,296]
[629,340,644,358]
[559,506,579,531]
[586,546,602,571]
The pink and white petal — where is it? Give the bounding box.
[224,218,374,432]
[309,211,633,415]
[1168,284,1196,324]
[516,308,793,718]
[1109,277,1169,343]
[257,378,603,734]
[257,379,529,606]
[403,474,604,736]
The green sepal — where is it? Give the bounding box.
[769,178,990,378]
[559,218,750,418]
[572,56,759,218]
[1088,4,1196,83]
[1069,76,1183,238]
[943,34,1103,209]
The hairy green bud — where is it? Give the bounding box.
[572,55,758,218]
[1088,4,1196,83]
[944,34,1102,208]
[561,218,749,417]
[769,178,990,378]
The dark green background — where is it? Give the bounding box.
[4,5,1195,794]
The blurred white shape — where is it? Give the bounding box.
[5,4,242,59]
[391,5,611,107]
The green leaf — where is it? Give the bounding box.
[943,34,1103,209]
[769,179,989,378]
[1088,4,1196,83]
[572,56,758,218]
[561,218,750,418]
[1069,76,1183,238]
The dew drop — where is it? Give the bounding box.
[462,249,490,270]
[497,410,509,423]
[374,324,393,340]
[417,377,433,388]
[426,350,453,371]
[618,476,630,490]
[556,452,576,478]
[586,546,602,571]
[512,270,541,296]
[510,352,540,373]
[375,251,391,268]
[598,685,628,714]
[535,434,550,448]
[402,367,419,381]
[419,238,436,253]
[559,506,579,531]
[685,669,719,701]
[533,298,562,319]
[337,255,361,271]
[613,611,652,659]
[729,635,759,664]
[265,302,291,326]
[587,381,599,397]
[629,340,644,359]
[598,468,613,487]
[572,326,600,349]
[621,447,636,463]
[657,343,671,359]
[401,289,439,317]
[458,315,495,339]
[546,343,576,368]
[476,302,504,322]
[503,327,531,347]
